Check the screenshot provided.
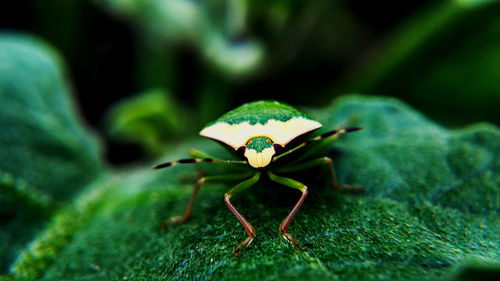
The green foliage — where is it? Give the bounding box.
[104,88,191,156]
[1,31,499,281]
[3,0,499,279]
[0,33,101,200]
[3,82,500,280]
[338,0,500,125]
[0,34,102,274]
[24,0,500,130]
[99,0,264,77]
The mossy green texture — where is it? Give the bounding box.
[205,100,314,126]
[1,34,499,281]
[5,95,500,280]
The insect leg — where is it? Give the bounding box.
[224,172,261,255]
[275,156,364,191]
[273,127,362,161]
[162,172,254,228]
[154,154,246,170]
[189,148,222,159]
[267,170,308,249]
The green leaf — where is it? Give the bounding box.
[104,88,191,156]
[0,33,102,200]
[0,33,102,274]
[99,0,264,76]
[5,96,499,280]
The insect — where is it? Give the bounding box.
[155,100,362,255]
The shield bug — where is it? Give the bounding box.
[155,100,362,255]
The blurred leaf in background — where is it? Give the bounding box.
[97,0,265,124]
[100,0,264,76]
[336,0,500,126]
[0,34,102,201]
[94,0,500,132]
[0,34,103,273]
[4,0,497,158]
[104,88,194,157]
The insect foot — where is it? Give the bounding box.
[161,216,185,229]
[233,234,255,256]
[281,232,303,250]
[337,184,365,193]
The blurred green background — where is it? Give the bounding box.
[2,0,498,164]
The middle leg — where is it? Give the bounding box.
[275,156,364,191]
[162,172,254,228]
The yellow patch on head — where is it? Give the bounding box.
[244,147,276,168]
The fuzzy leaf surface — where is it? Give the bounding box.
[5,96,499,280]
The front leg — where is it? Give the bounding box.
[154,149,247,170]
[267,171,308,249]
[162,172,254,228]
[224,172,261,255]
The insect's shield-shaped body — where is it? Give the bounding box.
[155,99,363,255]
[200,101,322,168]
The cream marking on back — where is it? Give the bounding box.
[200,117,322,149]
